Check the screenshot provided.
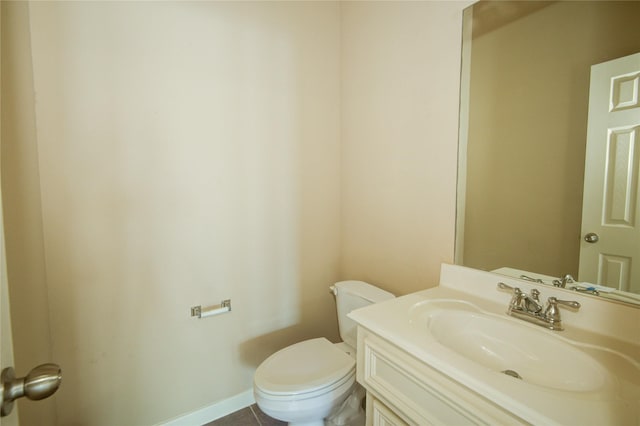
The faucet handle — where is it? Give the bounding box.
[552,298,581,309]
[497,282,514,291]
[498,282,524,300]
[497,283,525,309]
[544,297,580,330]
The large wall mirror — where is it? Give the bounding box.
[456,1,640,305]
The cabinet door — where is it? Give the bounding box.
[370,396,409,426]
[358,327,523,425]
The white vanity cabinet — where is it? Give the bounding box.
[349,264,640,426]
[357,326,523,426]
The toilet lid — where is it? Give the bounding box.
[254,337,355,396]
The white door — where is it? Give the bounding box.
[579,52,640,293]
[0,4,19,419]
[0,7,60,421]
[1,182,19,426]
[0,3,19,421]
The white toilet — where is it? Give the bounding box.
[253,281,394,426]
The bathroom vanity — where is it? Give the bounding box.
[348,264,640,426]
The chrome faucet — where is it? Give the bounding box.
[552,274,575,288]
[497,282,580,331]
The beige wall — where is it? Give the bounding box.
[464,1,640,276]
[341,1,470,296]
[13,2,342,425]
[1,1,468,424]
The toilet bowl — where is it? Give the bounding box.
[254,338,356,426]
[253,281,394,426]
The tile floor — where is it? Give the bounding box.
[204,404,286,426]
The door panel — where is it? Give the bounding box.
[1,3,20,421]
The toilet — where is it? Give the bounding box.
[253,281,394,426]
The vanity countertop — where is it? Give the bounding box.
[348,264,640,426]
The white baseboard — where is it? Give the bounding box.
[157,389,255,426]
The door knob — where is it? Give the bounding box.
[1,363,61,417]
[584,232,599,243]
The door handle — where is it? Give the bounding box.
[1,363,61,417]
[584,232,599,243]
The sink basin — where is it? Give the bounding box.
[410,300,607,392]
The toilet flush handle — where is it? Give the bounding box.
[329,286,337,296]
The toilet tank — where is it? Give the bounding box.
[332,281,394,348]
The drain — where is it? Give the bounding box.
[501,369,522,380]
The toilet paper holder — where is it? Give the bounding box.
[191,299,231,319]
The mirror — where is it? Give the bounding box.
[456,1,640,306]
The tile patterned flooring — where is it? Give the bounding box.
[204,404,286,426]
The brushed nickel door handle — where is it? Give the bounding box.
[584,232,599,243]
[1,363,62,416]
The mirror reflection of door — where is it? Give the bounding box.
[580,52,640,293]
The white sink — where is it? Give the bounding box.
[409,299,607,392]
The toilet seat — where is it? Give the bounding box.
[254,338,355,398]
